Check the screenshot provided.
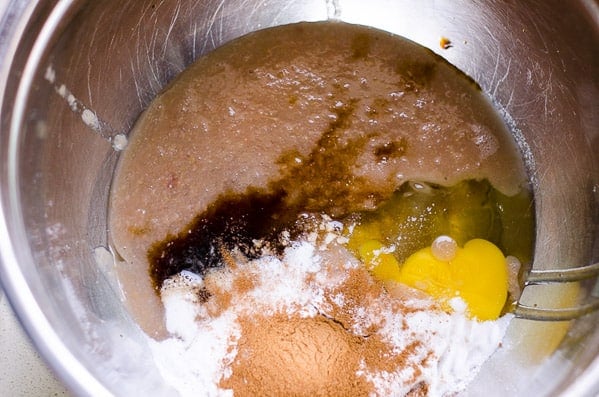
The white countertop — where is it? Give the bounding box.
[0,290,71,396]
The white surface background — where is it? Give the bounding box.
[0,290,70,396]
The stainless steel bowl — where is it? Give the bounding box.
[1,1,597,395]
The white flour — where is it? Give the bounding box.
[146,226,513,396]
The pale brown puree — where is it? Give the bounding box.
[109,21,527,345]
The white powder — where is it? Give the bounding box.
[112,133,129,151]
[44,64,56,83]
[81,109,100,131]
[146,231,512,396]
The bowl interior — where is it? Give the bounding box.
[1,0,598,395]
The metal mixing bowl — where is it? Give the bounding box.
[1,0,597,395]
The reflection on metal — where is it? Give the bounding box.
[514,262,599,321]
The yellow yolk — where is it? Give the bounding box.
[358,238,508,321]
[358,240,403,283]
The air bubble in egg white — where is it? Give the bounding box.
[431,235,458,262]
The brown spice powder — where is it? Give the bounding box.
[215,261,434,396]
[220,313,372,396]
[322,267,387,335]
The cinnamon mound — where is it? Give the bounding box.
[221,314,371,396]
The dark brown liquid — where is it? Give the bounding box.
[148,188,287,290]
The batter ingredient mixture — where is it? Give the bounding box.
[150,227,513,396]
[109,21,534,396]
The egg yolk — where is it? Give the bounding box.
[358,237,508,321]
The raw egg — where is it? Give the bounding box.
[358,236,509,320]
